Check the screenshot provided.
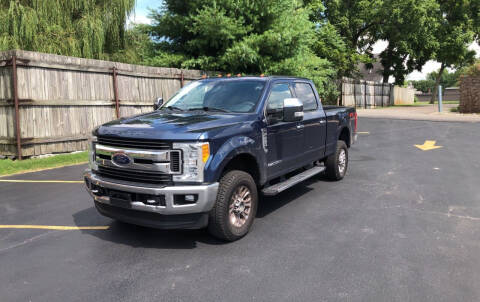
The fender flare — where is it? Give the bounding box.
[205,135,263,183]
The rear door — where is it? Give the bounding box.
[293,82,327,161]
[265,82,304,178]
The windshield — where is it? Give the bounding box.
[162,80,266,113]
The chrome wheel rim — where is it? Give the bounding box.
[338,149,346,174]
[229,185,252,228]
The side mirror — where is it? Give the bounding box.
[283,98,303,122]
[154,98,163,110]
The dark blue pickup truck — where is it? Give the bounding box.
[84,76,357,241]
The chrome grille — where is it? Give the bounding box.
[94,138,182,185]
[97,136,171,150]
[97,166,172,184]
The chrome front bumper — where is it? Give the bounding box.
[83,170,219,215]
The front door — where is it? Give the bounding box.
[265,83,304,179]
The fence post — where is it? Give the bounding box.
[12,55,22,160]
[353,79,357,108]
[112,67,120,118]
[364,81,367,109]
[438,85,443,112]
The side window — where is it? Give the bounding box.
[293,83,318,111]
[266,83,293,120]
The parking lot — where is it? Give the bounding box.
[1,118,480,302]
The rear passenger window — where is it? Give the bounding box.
[293,83,318,111]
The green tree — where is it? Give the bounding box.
[411,69,460,93]
[411,79,436,93]
[0,0,136,59]
[377,0,439,84]
[319,0,384,77]
[147,0,340,101]
[427,68,461,88]
[429,0,479,103]
[322,0,441,84]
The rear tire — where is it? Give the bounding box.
[208,170,258,241]
[325,140,348,181]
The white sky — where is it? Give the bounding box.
[130,1,480,81]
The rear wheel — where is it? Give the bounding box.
[325,140,348,181]
[208,170,258,241]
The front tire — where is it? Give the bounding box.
[208,170,258,241]
[325,140,348,181]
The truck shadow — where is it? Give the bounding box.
[257,181,315,218]
[72,207,226,249]
[72,176,323,249]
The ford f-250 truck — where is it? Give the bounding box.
[84,76,357,241]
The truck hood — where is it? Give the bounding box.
[95,110,256,141]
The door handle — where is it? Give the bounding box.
[319,120,326,124]
[296,124,304,129]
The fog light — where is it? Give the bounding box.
[174,194,198,205]
[185,194,196,202]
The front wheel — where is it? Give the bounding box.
[325,140,348,181]
[208,170,258,241]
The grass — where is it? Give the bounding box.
[0,152,88,176]
[414,101,460,105]
[391,100,459,108]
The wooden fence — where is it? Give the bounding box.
[340,77,394,108]
[0,50,206,158]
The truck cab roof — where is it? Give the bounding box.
[200,76,312,82]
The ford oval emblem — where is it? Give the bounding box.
[112,153,132,166]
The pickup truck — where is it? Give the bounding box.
[84,76,357,241]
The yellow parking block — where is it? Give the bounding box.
[0,225,109,230]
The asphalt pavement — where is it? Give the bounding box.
[1,118,480,302]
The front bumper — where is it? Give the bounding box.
[84,170,219,229]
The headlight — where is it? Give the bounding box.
[88,135,98,171]
[173,142,210,182]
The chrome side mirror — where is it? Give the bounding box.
[283,98,303,122]
[154,98,163,110]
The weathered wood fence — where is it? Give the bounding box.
[340,77,394,108]
[0,50,206,158]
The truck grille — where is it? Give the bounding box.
[97,166,173,184]
[94,137,181,185]
[97,136,171,150]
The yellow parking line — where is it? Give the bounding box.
[0,180,82,183]
[0,225,109,230]
[357,131,370,134]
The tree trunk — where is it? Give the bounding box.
[430,63,445,104]
[382,73,390,84]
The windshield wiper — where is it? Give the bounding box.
[163,106,184,111]
[188,107,231,113]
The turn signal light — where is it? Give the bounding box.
[201,143,210,163]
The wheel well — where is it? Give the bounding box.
[221,153,260,185]
[339,127,351,147]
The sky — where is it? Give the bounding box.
[131,0,480,81]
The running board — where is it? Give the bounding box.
[262,166,326,196]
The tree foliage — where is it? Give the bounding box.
[0,0,136,59]
[146,0,342,101]
[428,0,479,102]
[319,0,384,77]
[377,0,439,84]
[411,69,461,92]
